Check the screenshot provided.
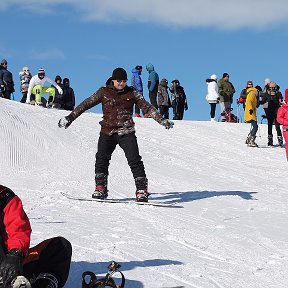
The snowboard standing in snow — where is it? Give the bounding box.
[61,192,179,207]
[58,67,174,203]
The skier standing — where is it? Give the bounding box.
[244,87,259,147]
[276,89,288,160]
[58,67,174,202]
[0,184,72,288]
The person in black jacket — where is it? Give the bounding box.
[169,80,188,120]
[51,75,64,108]
[261,81,283,146]
[0,59,15,100]
[62,78,75,111]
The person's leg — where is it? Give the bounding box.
[283,131,288,160]
[23,237,72,287]
[93,133,117,198]
[149,91,158,109]
[210,103,216,119]
[32,85,43,103]
[266,111,274,145]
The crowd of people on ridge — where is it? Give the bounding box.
[205,72,287,158]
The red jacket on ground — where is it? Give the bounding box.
[0,185,32,255]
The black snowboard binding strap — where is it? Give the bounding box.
[82,261,125,288]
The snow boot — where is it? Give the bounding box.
[135,177,150,202]
[248,136,258,147]
[245,133,252,144]
[32,273,58,288]
[278,136,284,147]
[92,173,108,199]
[268,135,273,146]
[210,118,216,122]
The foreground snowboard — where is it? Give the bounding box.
[61,192,179,207]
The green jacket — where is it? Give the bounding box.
[218,78,235,103]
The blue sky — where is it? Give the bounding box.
[1,0,288,120]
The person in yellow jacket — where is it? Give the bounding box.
[244,87,259,147]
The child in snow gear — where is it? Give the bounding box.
[82,261,125,288]
[131,65,143,117]
[26,68,63,106]
[260,81,283,146]
[19,67,33,103]
[277,89,288,159]
[0,185,72,288]
[58,67,174,202]
[50,75,64,109]
[169,80,188,120]
[157,78,171,119]
[244,87,259,147]
[205,74,219,121]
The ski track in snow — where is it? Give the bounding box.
[1,98,288,287]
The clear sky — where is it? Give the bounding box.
[1,0,288,120]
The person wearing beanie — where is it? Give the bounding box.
[277,89,288,159]
[260,81,283,146]
[238,80,254,110]
[131,65,143,117]
[217,72,236,121]
[244,87,259,147]
[157,78,171,119]
[146,63,159,109]
[26,68,63,106]
[58,67,174,203]
[19,67,33,103]
[0,59,15,100]
[205,74,219,122]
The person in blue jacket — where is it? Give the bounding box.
[146,63,159,109]
[131,65,143,117]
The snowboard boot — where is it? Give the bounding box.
[248,136,258,147]
[135,113,141,118]
[277,136,284,147]
[135,177,150,202]
[32,273,58,288]
[92,173,108,199]
[245,133,252,144]
[267,135,273,146]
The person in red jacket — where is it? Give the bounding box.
[0,185,72,288]
[277,89,288,160]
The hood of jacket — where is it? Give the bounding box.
[146,63,155,73]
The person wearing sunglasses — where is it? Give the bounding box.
[19,67,33,103]
[58,67,174,202]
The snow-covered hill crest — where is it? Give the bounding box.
[1,98,288,288]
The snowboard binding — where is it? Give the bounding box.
[82,261,125,288]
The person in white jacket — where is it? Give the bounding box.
[205,74,219,121]
[26,68,63,106]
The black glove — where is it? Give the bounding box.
[0,252,23,286]
[160,119,174,129]
[58,115,74,129]
[249,109,253,115]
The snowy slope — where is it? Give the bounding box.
[1,98,288,288]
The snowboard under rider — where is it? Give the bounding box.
[58,67,174,202]
[0,184,72,288]
[26,68,63,107]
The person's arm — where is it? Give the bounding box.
[277,107,288,125]
[3,196,31,255]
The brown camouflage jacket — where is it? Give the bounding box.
[68,84,163,136]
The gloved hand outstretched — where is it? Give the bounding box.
[58,115,74,129]
[249,109,253,115]
[0,252,23,287]
[161,119,174,129]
